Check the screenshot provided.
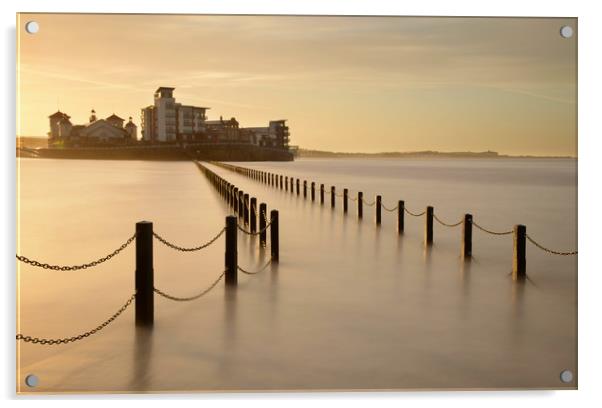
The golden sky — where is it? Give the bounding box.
[17,14,576,156]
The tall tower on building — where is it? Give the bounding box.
[154,87,176,142]
[125,116,137,141]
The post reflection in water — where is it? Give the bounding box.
[17,158,576,391]
[130,326,154,391]
[220,286,238,378]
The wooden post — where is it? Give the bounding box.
[225,216,238,286]
[311,182,315,201]
[358,192,363,219]
[303,180,307,198]
[238,191,244,220]
[397,200,405,234]
[375,195,382,225]
[343,188,348,213]
[250,197,257,234]
[462,214,473,258]
[331,186,336,208]
[135,221,154,326]
[270,210,279,262]
[296,179,300,196]
[279,175,283,189]
[320,184,325,205]
[285,176,289,192]
[425,206,434,245]
[233,187,239,213]
[513,224,526,281]
[243,193,249,225]
[259,203,267,247]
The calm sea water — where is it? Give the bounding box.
[16,157,577,392]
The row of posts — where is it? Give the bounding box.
[198,162,279,260]
[211,162,527,281]
[134,164,282,327]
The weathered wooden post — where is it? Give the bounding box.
[243,193,250,225]
[233,187,239,213]
[225,215,238,286]
[425,206,434,245]
[250,197,257,233]
[303,180,307,198]
[136,221,154,326]
[462,214,473,259]
[279,175,283,189]
[331,186,336,208]
[285,176,289,192]
[513,224,526,280]
[375,195,382,225]
[259,203,267,247]
[311,182,316,201]
[343,188,348,213]
[296,179,300,196]
[397,200,405,234]
[270,210,279,262]
[320,184,325,205]
[358,192,363,219]
[238,191,244,220]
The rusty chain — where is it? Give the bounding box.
[526,234,577,256]
[404,207,426,217]
[16,234,136,271]
[381,203,399,212]
[238,217,274,235]
[153,228,225,252]
[433,214,463,227]
[16,293,136,345]
[154,272,225,301]
[471,220,513,236]
[363,198,376,207]
[238,259,273,275]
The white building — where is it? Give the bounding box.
[141,87,209,142]
[48,109,137,147]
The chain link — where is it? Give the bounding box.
[471,220,513,236]
[433,214,463,227]
[154,272,225,301]
[363,199,376,207]
[16,293,136,345]
[382,203,399,212]
[16,234,136,271]
[404,207,426,217]
[526,234,577,256]
[238,259,273,275]
[153,228,225,252]
[237,205,274,235]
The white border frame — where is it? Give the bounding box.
[2,1,601,406]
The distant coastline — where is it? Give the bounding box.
[16,138,576,160]
[297,148,576,159]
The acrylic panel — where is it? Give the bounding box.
[16,14,577,393]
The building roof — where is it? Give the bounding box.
[48,111,70,119]
[125,121,136,127]
[106,114,125,121]
[180,104,211,110]
[155,87,175,93]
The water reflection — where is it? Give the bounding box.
[130,326,154,391]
